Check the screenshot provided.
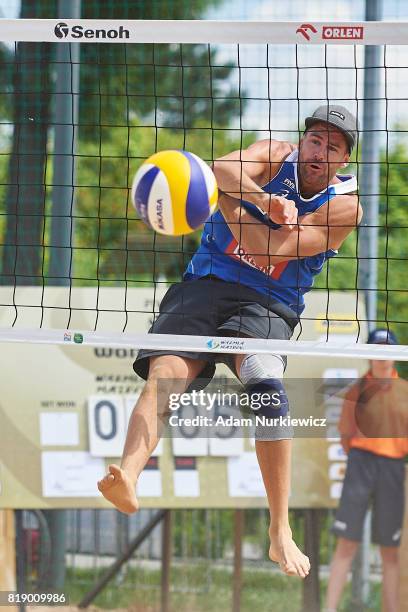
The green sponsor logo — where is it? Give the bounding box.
[74,333,84,344]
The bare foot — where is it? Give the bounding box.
[269,527,310,578]
[97,464,139,514]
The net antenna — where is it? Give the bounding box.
[1,19,408,361]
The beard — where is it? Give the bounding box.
[298,160,330,189]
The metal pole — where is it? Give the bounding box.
[354,0,383,605]
[15,511,26,612]
[161,510,172,612]
[351,512,372,610]
[42,510,66,589]
[358,0,382,330]
[302,510,321,612]
[46,0,81,590]
[232,509,243,612]
[49,0,81,283]
[78,510,167,609]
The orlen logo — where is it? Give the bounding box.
[296,23,317,41]
[54,22,69,39]
[54,22,130,40]
[322,26,364,40]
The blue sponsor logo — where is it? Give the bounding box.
[207,339,220,349]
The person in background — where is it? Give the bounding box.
[325,329,408,612]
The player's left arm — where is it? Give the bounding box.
[218,192,362,266]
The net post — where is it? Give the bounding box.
[46,0,82,593]
[302,509,321,612]
[357,0,383,331]
[48,0,81,285]
[353,2,384,606]
[161,509,172,612]
[232,509,243,612]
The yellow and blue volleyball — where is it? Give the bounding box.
[131,150,218,236]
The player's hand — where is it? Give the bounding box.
[265,195,299,229]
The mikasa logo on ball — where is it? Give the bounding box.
[156,199,165,231]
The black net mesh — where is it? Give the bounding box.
[0,7,407,344]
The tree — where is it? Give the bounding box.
[377,143,408,359]
[0,0,245,284]
[78,42,240,140]
[0,0,55,285]
[314,141,408,362]
[78,1,243,140]
[72,118,255,285]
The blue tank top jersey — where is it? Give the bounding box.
[184,149,357,316]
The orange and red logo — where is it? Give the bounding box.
[296,23,365,41]
[296,23,317,41]
[225,239,288,280]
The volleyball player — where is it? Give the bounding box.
[98,105,362,579]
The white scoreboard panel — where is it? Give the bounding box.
[0,287,366,508]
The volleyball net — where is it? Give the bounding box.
[0,19,408,360]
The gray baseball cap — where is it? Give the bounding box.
[304,105,359,153]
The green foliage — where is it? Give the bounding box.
[82,0,221,19]
[78,44,241,138]
[0,45,14,123]
[64,564,304,612]
[77,3,245,140]
[313,146,408,364]
[377,144,408,375]
[173,509,234,558]
[71,119,254,285]
[63,560,383,611]
[377,145,408,340]
[0,0,244,285]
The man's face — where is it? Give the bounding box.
[298,121,350,189]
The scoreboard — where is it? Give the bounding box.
[0,287,366,509]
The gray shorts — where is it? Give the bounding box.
[332,448,405,547]
[133,276,297,390]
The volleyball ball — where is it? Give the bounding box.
[131,150,218,236]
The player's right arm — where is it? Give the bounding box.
[213,140,298,227]
[219,192,362,265]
